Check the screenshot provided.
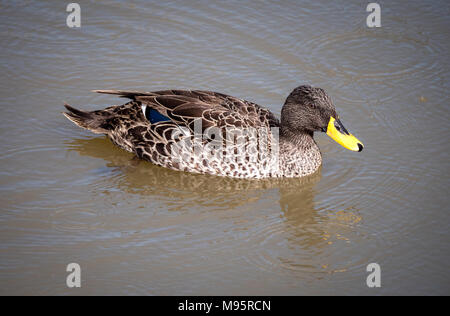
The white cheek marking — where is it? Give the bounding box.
[141,104,147,117]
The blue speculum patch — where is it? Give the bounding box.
[146,108,170,124]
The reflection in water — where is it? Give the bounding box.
[66,136,364,276]
[66,136,321,207]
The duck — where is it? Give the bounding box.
[63,85,364,179]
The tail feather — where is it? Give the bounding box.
[63,103,108,134]
[64,103,91,118]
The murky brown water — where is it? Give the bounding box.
[1,0,449,295]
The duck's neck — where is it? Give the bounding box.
[280,128,316,149]
[279,129,322,177]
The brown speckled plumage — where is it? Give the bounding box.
[63,86,338,178]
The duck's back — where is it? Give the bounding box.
[64,90,282,178]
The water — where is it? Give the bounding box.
[0,0,449,295]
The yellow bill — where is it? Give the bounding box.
[326,116,364,152]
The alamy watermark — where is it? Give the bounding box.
[366,263,381,288]
[66,3,381,29]
[164,119,280,175]
[366,3,381,28]
[66,263,81,288]
[66,3,81,28]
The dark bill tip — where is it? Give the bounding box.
[357,143,364,152]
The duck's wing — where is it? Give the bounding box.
[93,89,280,130]
[90,90,281,174]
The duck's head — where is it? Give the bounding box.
[281,85,364,152]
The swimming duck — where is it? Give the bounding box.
[63,86,363,178]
